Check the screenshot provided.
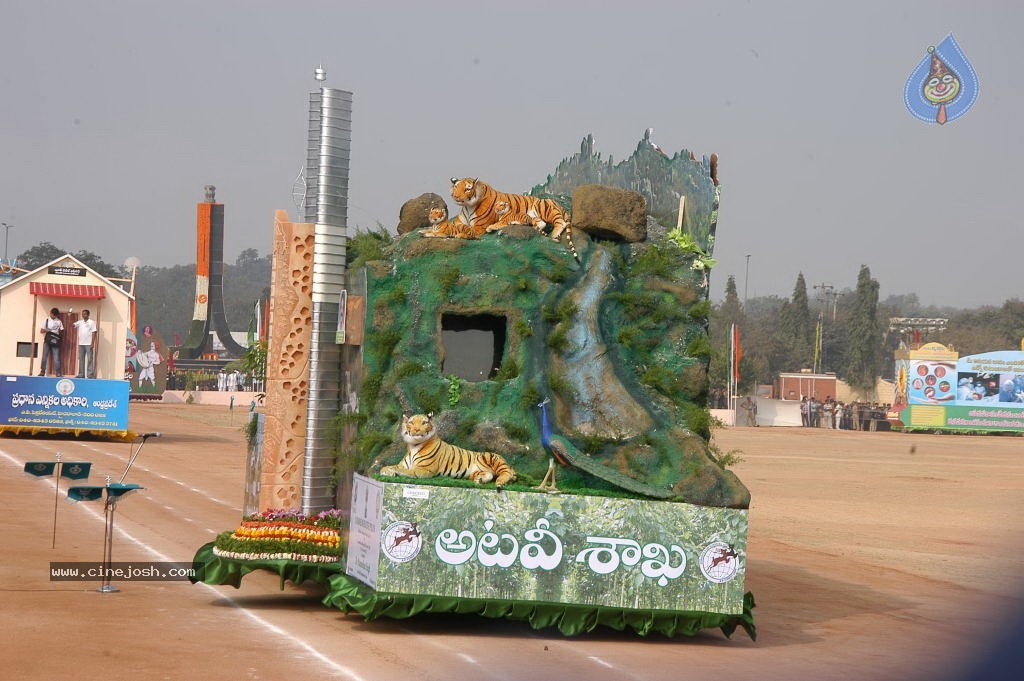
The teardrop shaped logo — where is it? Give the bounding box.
[904,33,978,125]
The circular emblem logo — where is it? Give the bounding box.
[699,541,741,584]
[197,294,208,304]
[55,378,75,395]
[380,521,423,564]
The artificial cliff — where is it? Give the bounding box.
[345,132,747,509]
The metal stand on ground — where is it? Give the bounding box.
[93,432,159,594]
[98,475,118,593]
[24,453,92,549]
[51,454,63,549]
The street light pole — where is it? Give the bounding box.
[744,254,751,306]
[1,222,11,261]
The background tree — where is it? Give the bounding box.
[14,238,273,355]
[16,242,68,270]
[134,254,271,346]
[939,300,1024,355]
[15,242,120,277]
[72,249,121,278]
[775,272,814,372]
[708,276,744,397]
[844,265,881,393]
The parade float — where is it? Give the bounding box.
[888,342,1024,433]
[191,70,753,640]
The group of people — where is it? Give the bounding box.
[799,396,890,431]
[957,376,1024,403]
[164,369,254,392]
[37,307,98,378]
[998,376,1024,403]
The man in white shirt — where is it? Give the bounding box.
[73,309,98,378]
[38,307,64,376]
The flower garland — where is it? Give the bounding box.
[211,547,340,563]
[212,508,346,563]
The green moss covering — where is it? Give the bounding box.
[342,207,748,509]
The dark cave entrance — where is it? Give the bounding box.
[441,313,507,382]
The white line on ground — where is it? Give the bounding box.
[397,624,514,679]
[2,448,367,681]
[72,442,239,510]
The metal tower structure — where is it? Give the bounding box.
[301,66,353,513]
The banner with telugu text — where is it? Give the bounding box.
[347,474,747,615]
[894,350,1024,432]
[0,376,129,431]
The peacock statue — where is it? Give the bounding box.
[535,397,674,498]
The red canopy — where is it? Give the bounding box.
[29,282,107,299]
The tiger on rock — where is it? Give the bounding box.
[419,205,483,239]
[492,199,580,262]
[379,414,517,488]
[450,177,579,262]
[449,177,537,231]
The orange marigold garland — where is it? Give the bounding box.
[212,508,346,563]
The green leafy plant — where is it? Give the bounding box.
[686,334,713,360]
[688,300,712,319]
[545,325,570,353]
[360,373,382,409]
[513,318,533,337]
[447,374,462,406]
[665,229,717,271]
[548,370,576,399]
[542,299,578,324]
[519,380,541,411]
[414,386,443,415]
[243,412,260,450]
[348,224,393,270]
[495,356,519,381]
[545,261,570,283]
[500,420,531,443]
[438,265,462,297]
[641,365,678,396]
[395,360,424,379]
[708,415,744,469]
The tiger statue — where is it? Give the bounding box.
[449,177,540,232]
[379,414,517,488]
[492,199,580,263]
[419,205,483,240]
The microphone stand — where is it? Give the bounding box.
[98,474,117,593]
[97,433,157,593]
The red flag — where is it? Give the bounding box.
[261,298,270,342]
[732,324,743,383]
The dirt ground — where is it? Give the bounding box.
[1,404,1022,681]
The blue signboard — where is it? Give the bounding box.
[0,376,129,431]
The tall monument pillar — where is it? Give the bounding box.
[180,185,246,358]
[301,69,353,513]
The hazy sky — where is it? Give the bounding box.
[1,0,1019,309]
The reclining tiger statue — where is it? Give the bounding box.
[492,199,579,262]
[419,205,483,239]
[451,177,579,261]
[450,177,536,231]
[379,413,517,488]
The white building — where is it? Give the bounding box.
[0,254,133,379]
